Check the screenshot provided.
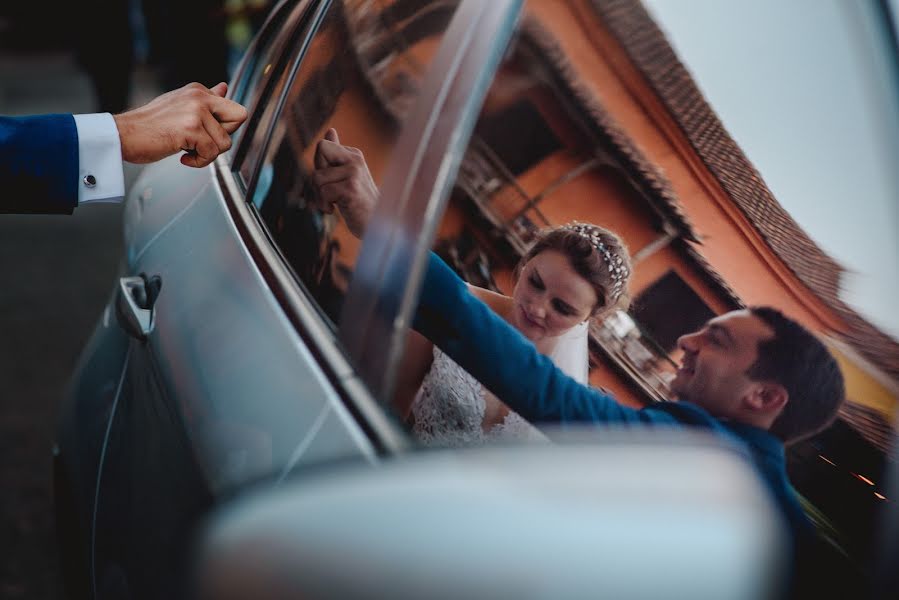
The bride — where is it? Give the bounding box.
[393,222,633,447]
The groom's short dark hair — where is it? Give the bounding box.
[747,307,845,444]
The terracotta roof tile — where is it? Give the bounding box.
[590,0,842,299]
[514,20,751,308]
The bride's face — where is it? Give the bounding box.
[511,249,598,343]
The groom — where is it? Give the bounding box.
[312,130,845,549]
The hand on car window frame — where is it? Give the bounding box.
[114,82,248,168]
[311,128,378,238]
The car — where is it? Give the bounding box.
[53,1,554,596]
[53,0,898,598]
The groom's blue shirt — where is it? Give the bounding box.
[413,252,813,544]
[1,114,79,214]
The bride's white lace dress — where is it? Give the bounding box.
[410,321,589,447]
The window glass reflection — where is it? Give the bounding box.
[229,1,295,149]
[251,0,460,327]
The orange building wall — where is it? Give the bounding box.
[528,0,845,337]
[433,8,755,405]
[519,0,896,417]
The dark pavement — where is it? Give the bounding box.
[1,51,161,600]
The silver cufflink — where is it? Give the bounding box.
[83,174,97,188]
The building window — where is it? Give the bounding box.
[630,270,716,353]
[476,99,562,176]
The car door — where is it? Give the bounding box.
[81,2,379,598]
[79,0,522,598]
[85,4,334,598]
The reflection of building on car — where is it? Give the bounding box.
[53,0,897,597]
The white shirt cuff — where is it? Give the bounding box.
[73,113,125,204]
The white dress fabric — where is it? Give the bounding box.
[411,321,590,447]
[548,320,590,383]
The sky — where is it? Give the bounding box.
[642,0,899,340]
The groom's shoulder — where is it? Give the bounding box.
[641,400,720,428]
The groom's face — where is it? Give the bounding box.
[669,310,775,418]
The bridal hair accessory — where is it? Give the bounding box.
[563,222,629,302]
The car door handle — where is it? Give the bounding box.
[116,274,162,340]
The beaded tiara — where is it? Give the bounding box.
[562,222,629,303]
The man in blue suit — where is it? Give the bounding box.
[1,81,247,214]
[414,252,854,595]
[412,253,843,531]
[312,130,846,552]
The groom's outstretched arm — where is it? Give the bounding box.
[413,252,665,426]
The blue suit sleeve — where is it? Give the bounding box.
[413,252,670,426]
[1,114,78,214]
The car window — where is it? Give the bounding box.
[391,14,705,426]
[234,0,326,184]
[228,0,299,150]
[248,0,461,328]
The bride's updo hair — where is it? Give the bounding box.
[514,222,632,315]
